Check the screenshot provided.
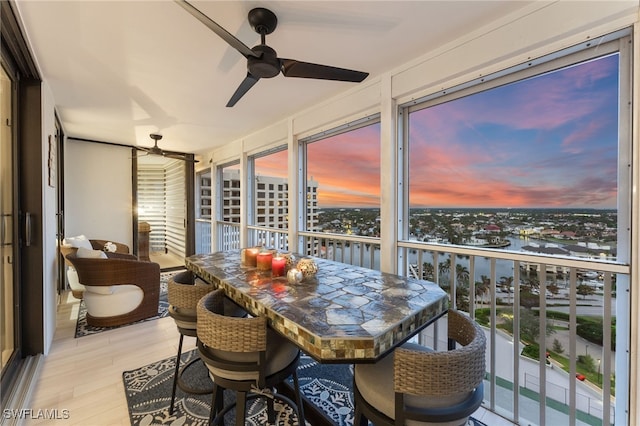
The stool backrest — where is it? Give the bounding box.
[168,270,212,310]
[393,310,486,397]
[197,289,267,353]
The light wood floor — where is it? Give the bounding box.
[149,252,185,271]
[25,292,513,426]
[25,291,196,425]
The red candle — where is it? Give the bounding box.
[245,247,259,267]
[271,255,286,277]
[256,251,273,271]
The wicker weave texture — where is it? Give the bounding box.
[393,310,486,397]
[168,273,212,310]
[197,289,267,353]
[65,252,160,327]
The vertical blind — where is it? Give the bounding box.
[138,160,185,257]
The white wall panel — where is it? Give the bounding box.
[243,121,288,155]
[64,140,132,247]
[41,81,57,354]
[292,83,380,139]
[392,1,638,102]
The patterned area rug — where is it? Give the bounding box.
[123,349,488,426]
[74,270,182,338]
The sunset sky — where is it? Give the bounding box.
[255,53,619,210]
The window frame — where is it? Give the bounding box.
[397,31,632,422]
[398,31,631,266]
[299,114,382,234]
[216,161,241,224]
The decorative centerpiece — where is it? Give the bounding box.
[296,258,318,280]
[256,249,273,272]
[243,247,260,267]
[271,253,286,277]
[287,268,303,284]
[103,241,117,252]
[282,252,296,271]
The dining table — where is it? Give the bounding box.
[185,250,449,363]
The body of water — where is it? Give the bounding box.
[324,235,563,284]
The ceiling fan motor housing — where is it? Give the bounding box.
[248,8,278,35]
[248,45,280,78]
[176,1,368,106]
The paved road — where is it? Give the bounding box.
[421,317,612,425]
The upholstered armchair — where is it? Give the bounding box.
[65,248,160,327]
[60,235,131,299]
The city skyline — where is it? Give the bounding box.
[254,54,619,210]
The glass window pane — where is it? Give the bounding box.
[306,122,381,236]
[408,54,619,261]
[219,163,240,223]
[253,148,288,230]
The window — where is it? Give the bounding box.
[249,147,289,250]
[405,49,623,263]
[398,35,631,426]
[196,170,212,219]
[303,118,381,237]
[218,162,240,223]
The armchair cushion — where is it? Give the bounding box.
[63,235,93,250]
[76,247,108,259]
[83,285,144,317]
[66,267,85,294]
[61,237,132,300]
[84,285,114,296]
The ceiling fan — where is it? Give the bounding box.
[136,134,198,163]
[175,1,369,107]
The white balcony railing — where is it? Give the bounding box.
[299,231,380,269]
[248,225,289,252]
[216,221,241,252]
[398,240,627,425]
[195,219,211,254]
[217,226,628,425]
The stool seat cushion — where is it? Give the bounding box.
[355,343,472,426]
[203,329,298,382]
[169,305,198,330]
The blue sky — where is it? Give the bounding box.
[408,53,619,209]
[257,53,619,209]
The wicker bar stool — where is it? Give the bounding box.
[167,271,245,415]
[354,310,486,426]
[168,270,213,414]
[196,289,305,426]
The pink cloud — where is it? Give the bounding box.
[561,119,608,153]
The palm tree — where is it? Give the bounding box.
[499,276,514,292]
[455,264,470,285]
[475,278,490,308]
[421,262,435,281]
[499,276,513,304]
[438,257,451,282]
[522,274,540,293]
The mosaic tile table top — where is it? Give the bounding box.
[186,250,448,363]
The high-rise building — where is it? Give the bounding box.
[198,169,318,230]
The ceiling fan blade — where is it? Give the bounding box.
[280,59,368,82]
[164,153,200,163]
[227,73,260,107]
[174,0,259,59]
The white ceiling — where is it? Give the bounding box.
[16,0,534,156]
